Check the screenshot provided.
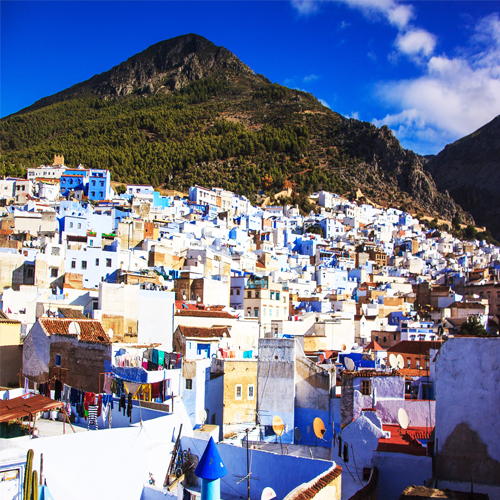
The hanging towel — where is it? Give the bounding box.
[157,350,165,367]
[70,388,79,404]
[97,394,102,417]
[127,394,133,421]
[143,349,153,362]
[63,384,71,403]
[119,395,126,415]
[152,349,159,365]
[54,380,62,401]
[88,405,98,430]
[103,375,112,395]
[142,360,148,370]
[101,401,109,426]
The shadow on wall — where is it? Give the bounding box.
[438,422,500,485]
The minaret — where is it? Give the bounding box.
[194,437,228,500]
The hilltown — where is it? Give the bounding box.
[0,157,498,500]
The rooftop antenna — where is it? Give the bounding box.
[389,353,398,370]
[272,415,285,454]
[397,354,405,370]
[344,357,355,372]
[199,409,207,431]
[397,408,409,436]
[68,321,81,339]
[313,417,326,447]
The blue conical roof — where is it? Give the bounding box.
[195,437,228,480]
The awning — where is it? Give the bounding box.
[0,394,63,423]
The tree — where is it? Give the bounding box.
[115,184,127,195]
[458,316,488,336]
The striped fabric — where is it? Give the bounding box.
[88,405,98,430]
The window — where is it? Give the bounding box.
[248,385,255,400]
[106,259,111,267]
[247,291,252,298]
[69,222,73,228]
[71,261,76,269]
[361,380,371,396]
[77,223,81,229]
[407,358,411,368]
[55,354,61,367]
[393,334,397,341]
[100,192,103,198]
[50,268,58,278]
[247,308,251,317]
[91,191,95,197]
[95,258,99,266]
[230,289,234,296]
[235,385,242,400]
[81,261,87,270]
[100,181,104,187]
[383,336,387,343]
[236,289,240,295]
[375,336,379,342]
[263,307,266,317]
[416,359,421,369]
[254,308,259,318]
[255,291,260,298]
[185,379,192,390]
[270,291,275,300]
[276,292,280,300]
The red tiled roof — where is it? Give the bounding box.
[0,394,63,423]
[377,424,432,456]
[284,464,342,500]
[57,308,86,319]
[387,340,443,355]
[175,310,237,319]
[39,318,110,344]
[364,340,384,351]
[398,368,430,377]
[176,325,230,339]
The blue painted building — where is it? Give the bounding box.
[60,167,89,196]
[88,169,111,201]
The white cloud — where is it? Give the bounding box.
[291,0,319,15]
[395,29,436,58]
[338,0,414,30]
[339,20,351,30]
[303,74,320,83]
[319,98,331,109]
[367,50,377,62]
[373,20,500,153]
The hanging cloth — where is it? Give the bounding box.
[88,405,98,430]
[127,394,133,422]
[157,350,165,367]
[103,375,112,395]
[54,380,62,401]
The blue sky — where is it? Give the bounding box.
[1,1,499,155]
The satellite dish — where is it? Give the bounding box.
[294,427,302,443]
[272,415,285,436]
[198,255,202,262]
[389,353,398,369]
[397,354,405,369]
[182,294,187,301]
[261,487,277,500]
[68,321,81,338]
[108,328,114,339]
[313,418,326,440]
[397,408,409,430]
[345,357,355,371]
[199,409,207,429]
[380,362,386,371]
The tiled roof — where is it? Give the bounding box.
[177,325,230,339]
[398,368,430,378]
[0,309,21,324]
[364,340,384,351]
[377,424,432,456]
[387,340,443,355]
[283,464,342,500]
[343,369,404,379]
[39,318,110,344]
[58,307,87,319]
[175,310,237,319]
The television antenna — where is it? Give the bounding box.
[313,417,326,447]
[272,415,285,454]
[199,409,207,430]
[397,354,405,370]
[344,357,355,371]
[389,353,398,370]
[68,321,81,339]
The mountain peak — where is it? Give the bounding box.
[17,33,254,115]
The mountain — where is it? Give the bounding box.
[425,115,500,239]
[1,34,470,223]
